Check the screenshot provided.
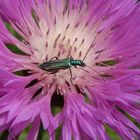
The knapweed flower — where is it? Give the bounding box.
[0,0,140,139]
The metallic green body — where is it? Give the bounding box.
[39,58,85,73]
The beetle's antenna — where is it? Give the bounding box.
[80,64,105,82]
[82,35,97,61]
[69,68,74,85]
[86,65,105,82]
[82,45,93,61]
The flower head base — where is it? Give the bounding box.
[0,0,140,139]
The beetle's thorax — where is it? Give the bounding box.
[70,59,86,67]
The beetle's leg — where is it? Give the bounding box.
[49,56,59,61]
[69,68,73,85]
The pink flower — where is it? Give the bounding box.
[0,0,140,139]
